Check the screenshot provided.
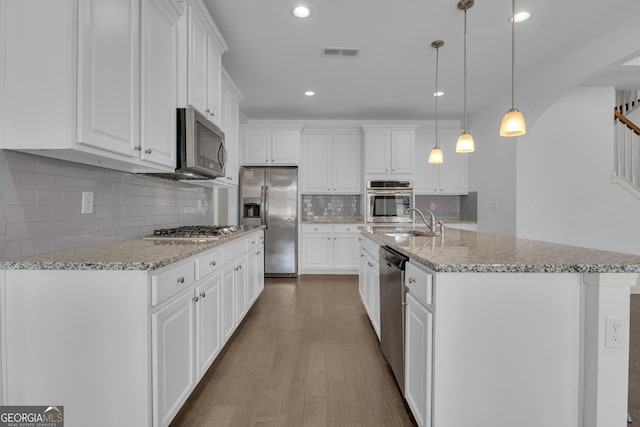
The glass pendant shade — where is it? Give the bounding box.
[428,147,444,164]
[456,131,475,153]
[499,108,526,136]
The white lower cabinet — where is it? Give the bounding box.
[195,271,222,378]
[152,289,197,427]
[301,224,361,274]
[358,233,381,338]
[404,261,434,427]
[0,229,264,427]
[405,292,433,427]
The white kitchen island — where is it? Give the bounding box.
[360,226,640,427]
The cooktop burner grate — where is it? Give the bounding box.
[144,225,241,241]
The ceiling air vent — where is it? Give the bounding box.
[321,47,361,58]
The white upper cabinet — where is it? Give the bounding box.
[216,69,244,186]
[241,126,302,165]
[363,126,418,177]
[1,0,194,173]
[180,0,228,127]
[414,130,468,195]
[301,131,362,194]
[140,0,183,169]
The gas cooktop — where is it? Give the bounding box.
[142,225,241,242]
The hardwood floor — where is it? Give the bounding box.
[170,275,415,427]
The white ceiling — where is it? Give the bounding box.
[204,0,640,121]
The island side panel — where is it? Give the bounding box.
[2,269,151,427]
[582,273,637,427]
[432,272,582,427]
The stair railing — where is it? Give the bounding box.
[613,108,640,195]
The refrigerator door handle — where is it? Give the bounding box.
[264,185,269,230]
[260,185,266,226]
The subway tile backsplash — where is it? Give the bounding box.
[0,151,213,260]
[414,192,478,221]
[302,194,361,220]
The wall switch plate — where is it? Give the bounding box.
[430,202,436,210]
[605,316,625,348]
[81,191,94,214]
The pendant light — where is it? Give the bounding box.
[456,0,475,153]
[500,0,526,136]
[428,40,444,164]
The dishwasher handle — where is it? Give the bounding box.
[380,246,408,270]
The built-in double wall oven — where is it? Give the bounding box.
[366,180,413,223]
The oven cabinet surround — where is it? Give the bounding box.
[414,129,468,195]
[358,233,381,339]
[0,229,264,427]
[300,224,361,274]
[362,125,418,179]
[1,0,192,173]
[359,227,639,427]
[240,125,303,166]
[301,130,362,194]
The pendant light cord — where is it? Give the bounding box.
[463,8,468,132]
[435,44,439,149]
[511,0,516,109]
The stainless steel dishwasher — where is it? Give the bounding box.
[379,245,409,394]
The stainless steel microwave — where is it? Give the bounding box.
[175,107,226,179]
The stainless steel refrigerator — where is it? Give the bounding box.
[239,167,298,276]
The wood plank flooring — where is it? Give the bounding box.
[170,275,415,427]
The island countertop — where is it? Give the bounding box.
[0,226,265,271]
[360,225,640,273]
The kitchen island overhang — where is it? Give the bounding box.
[360,225,640,427]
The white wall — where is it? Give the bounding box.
[516,86,640,255]
[469,11,640,238]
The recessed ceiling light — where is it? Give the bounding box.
[433,91,444,97]
[304,90,315,96]
[292,6,311,18]
[511,11,531,23]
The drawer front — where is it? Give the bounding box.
[302,224,333,234]
[224,238,246,262]
[333,224,361,234]
[195,248,223,280]
[359,233,380,258]
[405,261,433,306]
[151,261,196,306]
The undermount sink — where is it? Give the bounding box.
[384,230,440,238]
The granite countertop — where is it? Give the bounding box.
[0,226,265,271]
[302,216,364,224]
[360,226,640,274]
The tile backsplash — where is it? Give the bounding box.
[414,192,478,221]
[302,194,361,220]
[0,151,213,260]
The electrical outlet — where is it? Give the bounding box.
[81,191,94,214]
[491,202,498,212]
[430,203,436,210]
[605,316,625,348]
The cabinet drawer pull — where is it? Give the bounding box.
[255,251,260,255]
[193,296,199,303]
[177,276,185,284]
[134,145,142,151]
[145,149,152,154]
[251,241,256,244]
[226,176,232,180]
[238,265,243,270]
[408,277,416,284]
[210,260,216,266]
[200,292,206,298]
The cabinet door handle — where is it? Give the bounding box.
[210,260,216,266]
[193,296,199,303]
[238,265,243,270]
[145,149,152,154]
[255,251,260,255]
[408,277,416,284]
[134,145,142,151]
[226,176,232,180]
[177,276,185,284]
[251,241,256,244]
[200,292,206,298]
[205,109,211,113]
